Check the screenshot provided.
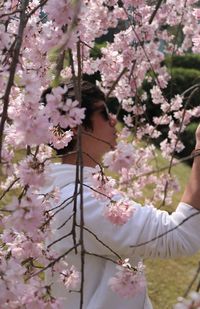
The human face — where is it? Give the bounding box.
[92,101,117,148]
[81,101,117,162]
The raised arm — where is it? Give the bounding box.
[181,124,200,210]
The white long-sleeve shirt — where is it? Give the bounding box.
[44,163,200,309]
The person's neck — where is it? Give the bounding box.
[61,153,100,168]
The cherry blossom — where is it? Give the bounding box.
[1,0,200,306]
[60,265,80,290]
[109,260,146,298]
[103,141,136,172]
[104,198,135,225]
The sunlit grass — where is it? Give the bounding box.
[144,149,200,309]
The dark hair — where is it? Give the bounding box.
[41,80,106,155]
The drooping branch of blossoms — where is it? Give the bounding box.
[27,0,48,18]
[0,0,29,162]
[159,86,200,208]
[76,39,86,309]
[106,67,128,99]
[1,0,200,308]
[28,244,80,279]
[148,0,164,24]
[131,150,200,180]
[121,4,164,91]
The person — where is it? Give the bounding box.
[42,80,200,309]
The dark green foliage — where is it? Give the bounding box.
[165,54,200,71]
[180,122,199,165]
[167,67,200,106]
[143,54,200,164]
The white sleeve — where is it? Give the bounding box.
[81,187,200,259]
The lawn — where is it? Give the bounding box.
[144,152,200,309]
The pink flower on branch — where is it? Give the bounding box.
[18,156,50,188]
[104,198,135,225]
[49,127,73,150]
[109,260,146,298]
[60,265,80,290]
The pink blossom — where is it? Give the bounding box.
[103,142,136,172]
[170,95,183,111]
[192,37,200,52]
[49,128,73,149]
[194,8,200,19]
[45,0,76,27]
[18,156,49,188]
[153,174,180,205]
[150,85,165,105]
[122,98,134,112]
[0,24,12,50]
[104,198,135,225]
[123,114,134,127]
[60,265,80,290]
[91,167,117,201]
[109,261,146,298]
[1,0,200,305]
[4,193,45,234]
[44,90,85,129]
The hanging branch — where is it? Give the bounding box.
[0,0,30,162]
[159,86,200,208]
[105,67,128,99]
[130,211,200,248]
[149,0,164,24]
[183,262,200,297]
[76,39,85,309]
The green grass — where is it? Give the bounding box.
[143,150,200,309]
[146,253,200,309]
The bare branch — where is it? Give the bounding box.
[105,67,128,99]
[79,225,122,260]
[183,262,200,297]
[130,211,200,248]
[0,177,20,201]
[0,9,22,19]
[149,0,164,24]
[27,244,80,279]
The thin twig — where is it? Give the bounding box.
[183,262,200,297]
[27,244,80,279]
[0,178,20,201]
[27,0,48,18]
[82,183,111,200]
[79,225,122,260]
[130,211,200,248]
[0,9,22,18]
[47,231,73,249]
[105,67,128,99]
[85,251,119,264]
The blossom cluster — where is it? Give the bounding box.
[1,0,200,307]
[109,259,146,298]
